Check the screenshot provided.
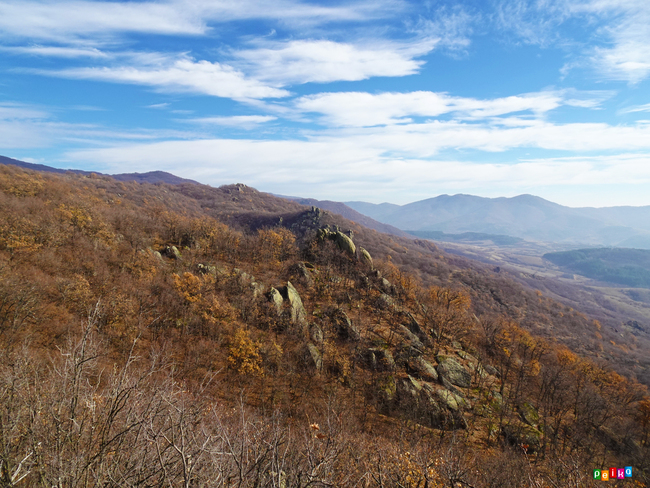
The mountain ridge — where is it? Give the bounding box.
[346,193,650,248]
[0,154,199,185]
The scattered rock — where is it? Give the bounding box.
[518,402,539,428]
[502,422,542,453]
[279,282,307,327]
[162,245,181,260]
[437,358,471,388]
[398,325,424,350]
[380,278,393,294]
[196,263,217,275]
[310,323,324,344]
[360,247,373,268]
[407,357,439,382]
[435,389,460,411]
[377,293,395,310]
[330,309,360,341]
[484,364,499,377]
[305,343,322,371]
[289,262,314,286]
[366,348,395,371]
[267,287,284,314]
[457,351,477,363]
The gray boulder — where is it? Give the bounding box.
[437,358,471,388]
[359,247,373,267]
[290,262,314,286]
[305,343,322,371]
[407,357,439,382]
[280,282,307,327]
[268,287,284,314]
[334,231,356,255]
[366,348,395,371]
[162,245,181,260]
[331,309,360,341]
[398,325,424,350]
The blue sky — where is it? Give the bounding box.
[1,0,650,207]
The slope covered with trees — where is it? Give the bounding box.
[544,248,650,288]
[0,165,648,487]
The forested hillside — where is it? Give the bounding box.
[0,164,648,487]
[544,248,650,288]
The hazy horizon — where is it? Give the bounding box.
[1,0,650,207]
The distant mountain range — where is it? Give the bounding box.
[0,155,198,185]
[345,194,650,249]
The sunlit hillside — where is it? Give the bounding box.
[0,164,648,487]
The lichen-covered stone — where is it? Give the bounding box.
[407,357,439,382]
[367,348,395,371]
[437,357,471,388]
[360,247,373,267]
[305,343,322,371]
[334,231,356,255]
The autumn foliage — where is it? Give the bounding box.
[0,164,648,487]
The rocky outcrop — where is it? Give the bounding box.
[360,247,373,268]
[502,422,542,453]
[388,376,467,430]
[407,357,439,382]
[317,227,356,256]
[330,309,360,341]
[289,262,314,286]
[268,287,284,314]
[162,245,181,260]
[278,282,307,327]
[365,348,395,371]
[437,358,471,388]
[305,343,322,371]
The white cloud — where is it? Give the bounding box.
[234,39,435,85]
[46,56,290,100]
[295,90,575,127]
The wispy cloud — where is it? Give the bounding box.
[0,45,109,58]
[494,0,650,83]
[41,55,291,100]
[0,102,49,120]
[620,102,650,114]
[182,115,277,128]
[0,0,404,44]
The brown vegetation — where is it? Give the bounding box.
[0,164,648,487]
